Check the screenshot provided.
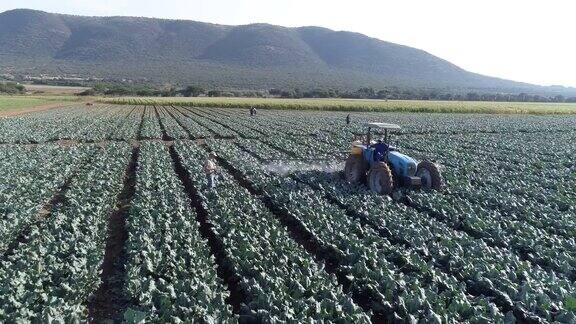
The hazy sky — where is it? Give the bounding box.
[2,0,575,87]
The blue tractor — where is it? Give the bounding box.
[345,123,443,194]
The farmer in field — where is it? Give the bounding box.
[204,152,218,189]
[372,139,389,161]
[250,106,257,116]
[346,114,351,125]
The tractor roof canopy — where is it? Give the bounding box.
[365,122,401,130]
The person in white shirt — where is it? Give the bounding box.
[204,152,218,189]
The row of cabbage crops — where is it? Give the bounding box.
[0,104,574,322]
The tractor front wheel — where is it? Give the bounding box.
[368,162,394,194]
[416,161,443,190]
[344,155,366,184]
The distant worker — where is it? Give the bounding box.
[250,106,257,116]
[346,114,351,125]
[372,139,389,161]
[204,152,218,189]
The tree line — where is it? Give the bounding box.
[0,82,25,94]
[79,83,266,98]
[270,87,576,103]
[77,83,576,103]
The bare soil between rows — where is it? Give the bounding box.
[88,147,140,322]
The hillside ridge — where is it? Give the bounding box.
[1,8,574,95]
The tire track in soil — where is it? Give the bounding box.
[198,143,388,323]
[88,145,140,322]
[167,145,246,315]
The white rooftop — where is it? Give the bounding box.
[365,122,401,130]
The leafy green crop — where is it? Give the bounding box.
[0,144,92,253]
[0,143,130,321]
[176,142,370,322]
[124,141,233,322]
[210,132,575,322]
[0,104,574,322]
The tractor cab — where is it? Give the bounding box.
[353,122,399,146]
[351,122,400,155]
[345,122,443,194]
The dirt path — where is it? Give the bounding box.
[88,147,140,322]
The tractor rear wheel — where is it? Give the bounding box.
[368,162,394,194]
[416,160,443,190]
[344,155,366,184]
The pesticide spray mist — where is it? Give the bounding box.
[262,160,345,176]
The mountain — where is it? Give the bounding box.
[1,9,573,95]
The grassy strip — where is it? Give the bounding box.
[97,96,576,115]
[0,95,82,112]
